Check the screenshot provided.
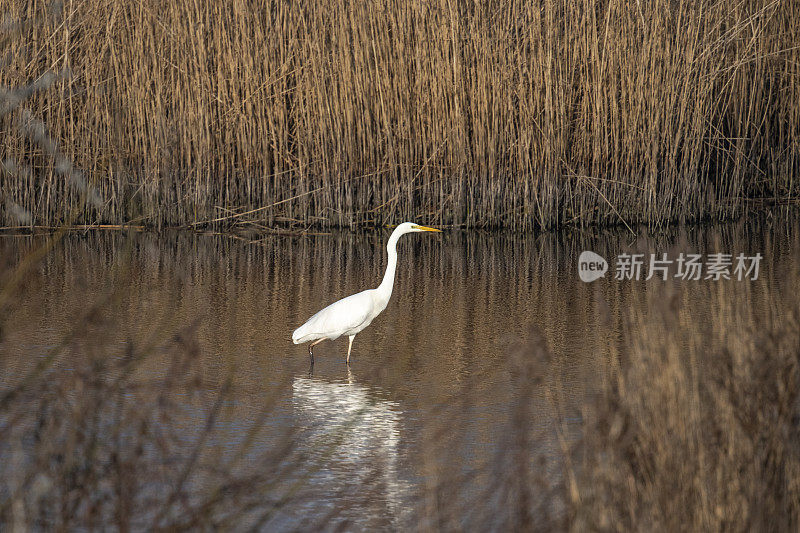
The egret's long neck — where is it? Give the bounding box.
[376,229,402,301]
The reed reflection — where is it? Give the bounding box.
[0,214,797,529]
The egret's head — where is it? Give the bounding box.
[396,222,442,234]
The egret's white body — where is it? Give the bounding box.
[292,222,441,364]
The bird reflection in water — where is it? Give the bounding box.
[292,369,409,528]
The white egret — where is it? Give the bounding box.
[292,222,441,364]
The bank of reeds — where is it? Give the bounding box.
[566,286,800,529]
[396,240,800,529]
[0,0,798,230]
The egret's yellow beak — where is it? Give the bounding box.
[413,225,442,232]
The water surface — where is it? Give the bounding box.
[1,216,798,529]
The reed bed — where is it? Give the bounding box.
[0,0,797,230]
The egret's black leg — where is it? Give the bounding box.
[307,344,315,375]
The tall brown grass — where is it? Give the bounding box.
[565,284,800,530]
[0,0,798,230]
[406,260,800,530]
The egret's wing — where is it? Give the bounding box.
[293,290,374,342]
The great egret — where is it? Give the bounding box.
[292,222,441,364]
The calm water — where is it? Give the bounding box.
[1,216,798,529]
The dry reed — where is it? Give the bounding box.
[0,0,797,230]
[565,284,800,530]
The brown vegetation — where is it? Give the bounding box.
[409,258,800,530]
[566,284,800,530]
[1,0,798,230]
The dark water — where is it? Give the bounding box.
[1,215,798,529]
